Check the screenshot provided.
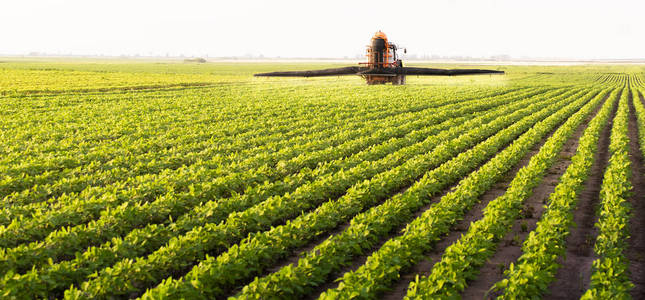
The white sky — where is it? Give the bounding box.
[1,0,643,59]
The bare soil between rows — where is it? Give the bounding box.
[460,89,606,299]
[382,134,545,300]
[379,90,585,300]
[301,117,549,299]
[223,91,549,299]
[626,90,645,299]
[543,91,618,299]
[301,165,473,299]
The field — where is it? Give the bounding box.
[1,59,645,299]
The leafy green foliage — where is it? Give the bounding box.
[144,86,572,299]
[320,88,593,299]
[0,61,641,299]
[581,87,634,298]
[406,88,612,298]
[492,89,619,299]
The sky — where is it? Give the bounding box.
[1,0,644,59]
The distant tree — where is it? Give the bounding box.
[184,57,207,63]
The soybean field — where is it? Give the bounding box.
[1,60,645,299]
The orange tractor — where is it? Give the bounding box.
[255,31,504,85]
[360,31,406,85]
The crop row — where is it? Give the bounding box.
[595,74,629,86]
[490,84,620,298]
[0,87,540,235]
[135,87,584,299]
[0,87,546,277]
[318,88,595,299]
[3,99,504,265]
[3,86,507,202]
[1,94,443,207]
[581,88,633,298]
[2,89,511,233]
[1,84,517,176]
[1,101,407,203]
[0,87,525,293]
[1,86,311,169]
[62,88,580,299]
[225,89,591,299]
[595,74,630,87]
[142,88,584,299]
[634,87,645,156]
[0,102,488,297]
[405,88,610,298]
[2,88,477,207]
[0,88,555,297]
[631,75,645,88]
